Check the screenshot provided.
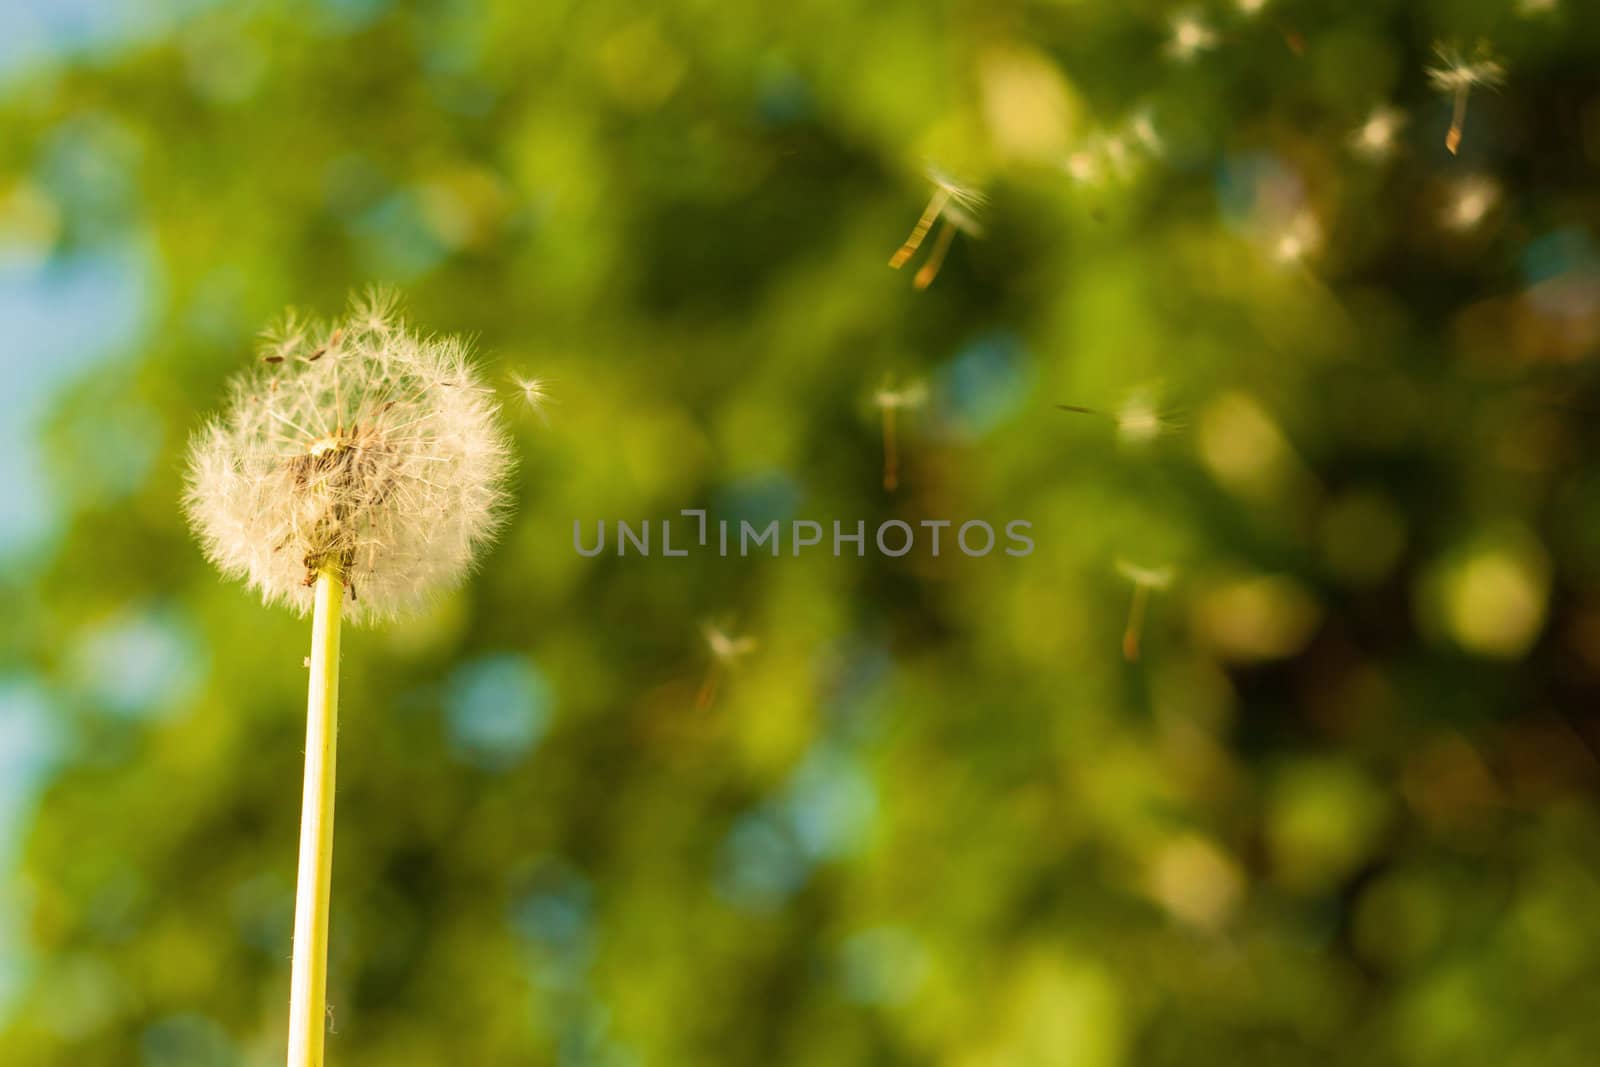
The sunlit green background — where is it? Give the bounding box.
[5,0,1600,1063]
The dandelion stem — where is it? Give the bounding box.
[695,663,721,710]
[881,404,899,492]
[913,219,957,290]
[889,190,949,269]
[1447,86,1467,154]
[287,566,343,1067]
[1123,583,1149,662]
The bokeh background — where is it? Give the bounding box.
[4,0,1600,1063]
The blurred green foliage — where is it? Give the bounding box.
[4,0,1600,1064]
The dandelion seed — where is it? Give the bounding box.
[1064,148,1104,186]
[1117,560,1175,662]
[510,373,553,425]
[889,166,986,290]
[1102,135,1134,179]
[1128,112,1163,156]
[873,378,927,492]
[1271,210,1322,266]
[697,621,756,710]
[1116,391,1168,444]
[1058,388,1176,446]
[1166,12,1218,62]
[1444,176,1500,232]
[1350,105,1406,161]
[184,288,514,624]
[1427,43,1505,155]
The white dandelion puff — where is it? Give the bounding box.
[184,289,515,624]
[1427,43,1505,155]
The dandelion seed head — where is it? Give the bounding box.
[923,165,988,214]
[184,290,514,624]
[1115,389,1173,445]
[511,373,553,424]
[1427,44,1505,93]
[704,622,757,664]
[1117,559,1176,590]
[874,380,928,411]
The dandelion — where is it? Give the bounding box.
[697,621,756,710]
[510,372,553,425]
[873,378,927,491]
[1350,105,1406,161]
[1427,43,1505,155]
[184,289,513,1067]
[1444,175,1500,231]
[888,166,986,290]
[1117,560,1175,662]
[1166,12,1218,62]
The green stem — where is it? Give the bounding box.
[287,567,343,1067]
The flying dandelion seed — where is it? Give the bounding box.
[1064,148,1104,186]
[697,621,757,710]
[1116,560,1175,662]
[1350,105,1406,161]
[873,379,927,491]
[510,372,553,425]
[1102,135,1134,179]
[1128,112,1163,156]
[1444,176,1500,232]
[185,289,514,624]
[1058,388,1176,446]
[1427,43,1505,155]
[888,167,986,290]
[1271,210,1322,266]
[1115,391,1169,445]
[1166,12,1218,62]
